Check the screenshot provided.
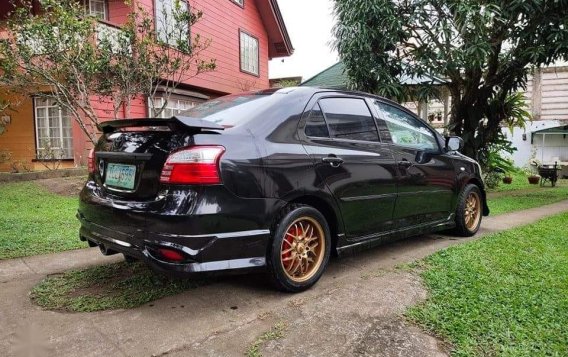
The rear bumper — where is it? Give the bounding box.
[77,182,284,275]
[78,212,270,274]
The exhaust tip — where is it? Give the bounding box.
[99,244,119,256]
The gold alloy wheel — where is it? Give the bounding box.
[280,216,326,283]
[464,191,481,231]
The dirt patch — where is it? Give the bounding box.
[182,271,450,357]
[352,317,449,357]
[35,176,87,196]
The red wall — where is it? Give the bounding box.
[135,0,270,94]
[1,0,273,169]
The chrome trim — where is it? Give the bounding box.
[341,193,397,202]
[187,257,266,272]
[90,231,132,247]
[149,229,271,240]
[397,190,450,197]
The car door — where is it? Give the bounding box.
[300,95,398,239]
[371,100,455,228]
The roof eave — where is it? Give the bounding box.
[257,0,294,58]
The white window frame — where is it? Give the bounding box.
[239,30,259,76]
[149,96,203,118]
[34,98,73,160]
[86,0,108,21]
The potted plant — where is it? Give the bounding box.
[502,175,513,184]
[525,158,541,184]
[528,175,540,184]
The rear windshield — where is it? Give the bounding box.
[179,93,276,127]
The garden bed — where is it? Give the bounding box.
[0,167,86,183]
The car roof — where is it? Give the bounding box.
[261,86,403,108]
[244,86,426,128]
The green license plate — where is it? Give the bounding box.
[105,163,136,190]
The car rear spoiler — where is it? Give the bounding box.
[99,116,225,134]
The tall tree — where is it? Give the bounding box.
[333,0,568,159]
[0,0,216,144]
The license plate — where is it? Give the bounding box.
[105,163,136,190]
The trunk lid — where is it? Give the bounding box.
[93,116,224,200]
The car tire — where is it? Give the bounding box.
[266,204,331,292]
[454,184,483,237]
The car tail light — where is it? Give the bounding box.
[157,248,185,262]
[87,148,95,174]
[160,146,225,185]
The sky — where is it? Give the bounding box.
[268,0,339,82]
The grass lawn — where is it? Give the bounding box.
[487,170,532,192]
[0,181,84,260]
[31,262,210,312]
[407,212,568,357]
[487,178,568,215]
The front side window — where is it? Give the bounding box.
[231,0,244,7]
[34,98,73,160]
[86,0,108,20]
[155,0,189,46]
[318,98,379,142]
[375,101,438,151]
[240,31,259,76]
[150,96,204,118]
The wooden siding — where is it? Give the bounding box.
[136,0,270,93]
[539,68,568,120]
[0,0,276,171]
[0,95,36,172]
[0,95,78,172]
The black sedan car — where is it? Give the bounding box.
[78,87,489,292]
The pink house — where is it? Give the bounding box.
[0,0,293,171]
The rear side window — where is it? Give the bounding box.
[305,103,330,138]
[318,98,379,142]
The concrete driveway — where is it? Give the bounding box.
[2,200,568,357]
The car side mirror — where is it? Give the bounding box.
[446,136,463,152]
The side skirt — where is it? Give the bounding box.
[335,215,455,257]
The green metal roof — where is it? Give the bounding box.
[300,61,446,88]
[301,62,348,89]
[533,123,568,134]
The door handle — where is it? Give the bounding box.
[398,159,412,168]
[322,156,344,168]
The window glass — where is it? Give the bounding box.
[232,0,244,6]
[240,31,259,76]
[155,0,189,46]
[318,98,379,142]
[375,101,438,151]
[305,103,329,138]
[179,92,280,127]
[34,98,73,159]
[88,0,107,20]
[150,95,204,118]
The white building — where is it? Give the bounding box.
[504,66,568,177]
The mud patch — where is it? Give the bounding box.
[352,317,449,357]
[35,176,87,197]
[256,272,448,357]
